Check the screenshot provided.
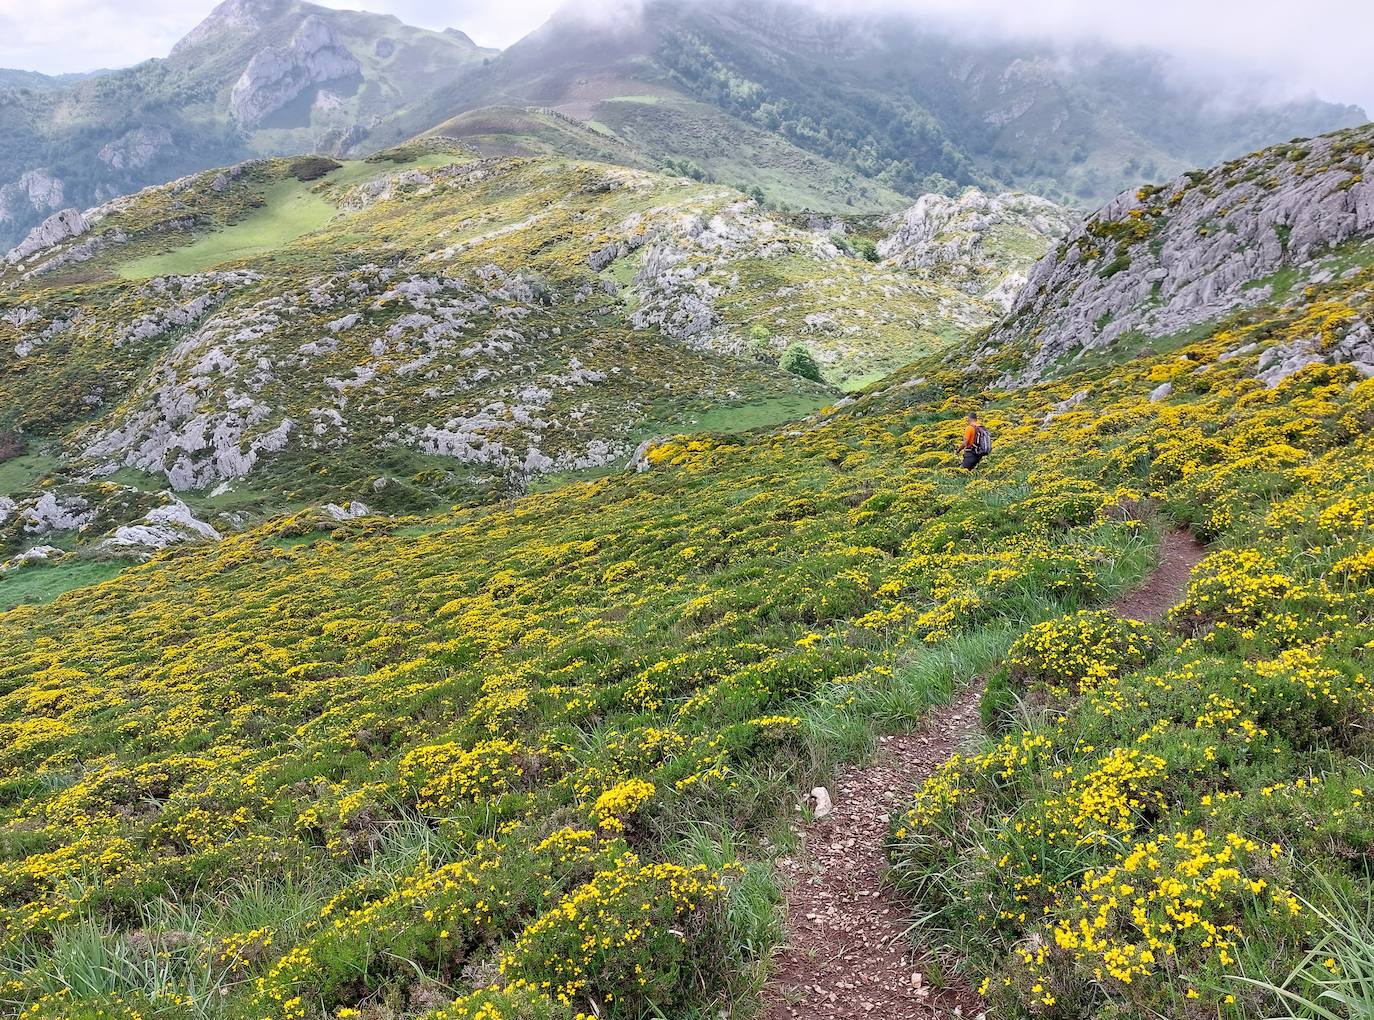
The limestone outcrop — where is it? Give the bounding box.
[982,125,1374,384]
[229,16,361,129]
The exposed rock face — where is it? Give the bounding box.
[230,15,361,128]
[5,209,90,265]
[98,127,175,170]
[1255,320,1374,387]
[21,493,94,534]
[983,125,1374,384]
[878,188,1074,306]
[106,499,222,551]
[0,169,65,226]
[172,0,288,55]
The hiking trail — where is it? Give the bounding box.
[761,526,1206,1019]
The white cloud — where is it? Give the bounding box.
[0,0,1371,113]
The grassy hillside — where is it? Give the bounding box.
[422,97,909,216]
[3,144,1049,564]
[1,163,1372,1019]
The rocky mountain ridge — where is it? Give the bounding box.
[878,189,1076,308]
[0,0,492,249]
[980,123,1374,385]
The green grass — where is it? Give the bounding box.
[114,155,464,281]
[116,179,340,280]
[0,451,59,495]
[0,559,125,612]
[675,394,830,433]
[525,394,832,494]
[840,372,888,392]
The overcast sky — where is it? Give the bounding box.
[1,0,1372,113]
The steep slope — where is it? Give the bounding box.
[978,122,1374,384]
[0,146,1060,565]
[0,0,494,249]
[2,153,1373,1020]
[416,0,1364,213]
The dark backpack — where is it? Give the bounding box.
[973,425,992,456]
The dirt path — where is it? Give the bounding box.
[760,527,1206,1020]
[1110,527,1207,624]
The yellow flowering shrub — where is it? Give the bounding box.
[3,191,1374,1020]
[498,853,726,1015]
[1008,610,1157,697]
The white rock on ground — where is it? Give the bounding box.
[2,545,63,570]
[324,501,371,521]
[22,492,95,534]
[105,499,222,551]
[809,786,834,819]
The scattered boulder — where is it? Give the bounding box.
[105,499,222,551]
[22,492,94,534]
[324,501,371,522]
[1,545,63,571]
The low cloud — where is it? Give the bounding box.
[1,0,1370,114]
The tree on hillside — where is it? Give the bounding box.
[779,342,823,383]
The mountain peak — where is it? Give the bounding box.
[172,0,293,54]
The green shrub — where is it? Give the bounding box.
[779,343,823,383]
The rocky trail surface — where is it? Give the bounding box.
[761,526,1206,1019]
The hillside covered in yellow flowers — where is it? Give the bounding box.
[1,125,1373,1020]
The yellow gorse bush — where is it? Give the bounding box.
[892,251,1374,1017]
[2,188,1374,1020]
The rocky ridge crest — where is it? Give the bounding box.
[983,124,1374,384]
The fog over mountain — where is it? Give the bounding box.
[4,0,1374,114]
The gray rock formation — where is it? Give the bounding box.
[230,15,360,128]
[983,125,1374,384]
[173,0,288,55]
[21,493,94,534]
[0,169,65,227]
[878,188,1074,306]
[1255,320,1374,387]
[5,208,90,265]
[98,127,175,170]
[105,499,222,551]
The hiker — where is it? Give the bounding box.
[958,413,991,470]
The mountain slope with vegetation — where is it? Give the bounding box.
[419,0,1365,213]
[0,0,493,249]
[980,123,1374,384]
[0,123,1373,1020]
[0,143,1063,574]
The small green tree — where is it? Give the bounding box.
[779,343,823,383]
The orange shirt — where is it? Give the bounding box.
[963,423,978,449]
